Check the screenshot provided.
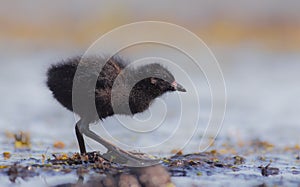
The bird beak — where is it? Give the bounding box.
[171,81,186,92]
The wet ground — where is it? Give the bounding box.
[1,131,300,187]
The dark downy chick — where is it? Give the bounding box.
[47,56,186,165]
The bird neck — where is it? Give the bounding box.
[128,83,161,114]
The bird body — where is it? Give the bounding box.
[47,56,184,121]
[47,56,123,119]
[47,55,186,165]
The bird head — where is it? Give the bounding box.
[127,63,186,114]
[136,63,186,94]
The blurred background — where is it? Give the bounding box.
[1,0,300,154]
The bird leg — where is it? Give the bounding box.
[77,119,160,167]
[75,122,86,154]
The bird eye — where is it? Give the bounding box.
[151,77,157,84]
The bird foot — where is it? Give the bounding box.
[101,147,160,167]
